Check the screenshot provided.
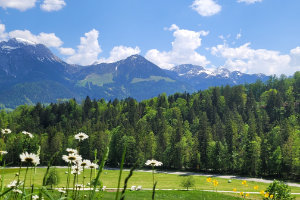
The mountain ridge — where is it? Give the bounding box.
[0,38,270,108]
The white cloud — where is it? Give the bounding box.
[290,47,300,68]
[210,42,300,75]
[8,30,63,47]
[66,29,102,66]
[237,0,263,4]
[0,0,37,11]
[59,47,75,56]
[145,24,210,69]
[99,46,141,63]
[0,24,8,41]
[290,47,300,55]
[191,0,221,17]
[40,0,66,12]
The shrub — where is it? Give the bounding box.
[180,176,195,191]
[45,168,60,188]
[263,180,295,200]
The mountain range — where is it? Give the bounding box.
[0,38,269,108]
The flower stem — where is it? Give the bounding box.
[66,163,71,196]
[22,166,29,198]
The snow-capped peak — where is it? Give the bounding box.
[14,38,36,46]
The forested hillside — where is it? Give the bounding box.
[0,72,299,180]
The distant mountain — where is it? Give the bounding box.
[72,54,193,101]
[0,38,78,108]
[165,64,269,90]
[0,38,270,108]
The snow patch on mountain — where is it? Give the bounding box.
[15,38,37,46]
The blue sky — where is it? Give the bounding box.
[0,0,299,75]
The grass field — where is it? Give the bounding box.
[0,168,299,199]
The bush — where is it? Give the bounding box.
[263,180,295,200]
[180,176,195,191]
[45,168,60,188]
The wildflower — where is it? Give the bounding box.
[242,180,247,185]
[66,148,78,154]
[270,194,274,199]
[206,177,212,183]
[240,192,244,196]
[213,180,219,187]
[62,153,82,164]
[260,190,265,195]
[32,195,39,200]
[20,152,40,165]
[22,131,34,138]
[233,188,237,192]
[79,159,91,168]
[7,180,23,188]
[71,165,83,175]
[254,185,259,190]
[265,192,269,198]
[0,151,8,155]
[1,128,11,134]
[74,132,89,141]
[57,188,66,193]
[246,193,249,197]
[88,162,99,169]
[12,189,22,194]
[145,159,163,167]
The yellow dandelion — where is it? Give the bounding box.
[242,180,247,185]
[246,193,249,197]
[260,190,265,195]
[270,194,274,199]
[254,185,259,190]
[233,188,237,192]
[213,180,219,187]
[240,192,244,196]
[265,192,269,198]
[206,177,212,183]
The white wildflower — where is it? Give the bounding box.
[74,132,89,141]
[7,180,23,188]
[88,162,99,169]
[22,131,34,138]
[20,152,40,165]
[32,195,39,200]
[71,165,83,175]
[12,189,22,194]
[62,153,82,164]
[0,151,8,155]
[66,148,78,155]
[79,159,91,168]
[1,128,11,134]
[145,159,163,167]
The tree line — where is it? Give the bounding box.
[0,72,299,180]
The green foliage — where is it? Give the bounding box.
[180,176,196,190]
[263,180,295,200]
[0,72,299,179]
[45,168,60,188]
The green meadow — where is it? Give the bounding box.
[1,168,299,199]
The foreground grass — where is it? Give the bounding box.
[25,190,243,200]
[1,168,299,196]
